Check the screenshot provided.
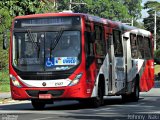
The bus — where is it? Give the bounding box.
[5,12,154,109]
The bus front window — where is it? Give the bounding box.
[12,31,81,72]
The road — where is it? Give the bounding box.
[0,88,160,120]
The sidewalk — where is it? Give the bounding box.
[0,92,11,99]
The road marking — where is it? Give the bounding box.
[33,117,53,120]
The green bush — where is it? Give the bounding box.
[0,35,9,70]
[154,49,160,58]
[0,69,10,92]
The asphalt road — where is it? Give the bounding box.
[0,88,160,120]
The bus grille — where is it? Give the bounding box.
[19,74,70,80]
[26,90,64,98]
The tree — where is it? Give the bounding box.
[56,0,143,24]
[123,0,142,19]
[0,9,11,69]
[0,9,11,33]
[143,1,160,49]
[0,0,56,17]
[143,1,160,14]
[57,0,131,21]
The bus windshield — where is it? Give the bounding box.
[12,31,81,72]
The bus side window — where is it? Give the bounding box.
[130,34,138,58]
[137,35,144,59]
[144,37,152,59]
[113,30,123,57]
[85,23,94,56]
[94,25,105,57]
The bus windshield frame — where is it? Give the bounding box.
[12,16,82,72]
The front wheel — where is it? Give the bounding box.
[90,83,104,108]
[31,99,46,110]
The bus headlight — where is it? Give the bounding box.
[68,73,82,86]
[10,74,22,88]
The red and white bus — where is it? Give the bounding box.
[7,12,154,109]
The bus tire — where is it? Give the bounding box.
[122,80,139,102]
[121,94,128,102]
[90,82,104,108]
[131,81,140,102]
[31,99,46,110]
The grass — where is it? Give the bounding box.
[155,65,160,75]
[0,84,10,92]
[0,69,10,92]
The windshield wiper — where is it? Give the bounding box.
[26,29,40,58]
[49,29,64,59]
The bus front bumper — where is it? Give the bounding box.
[11,84,92,100]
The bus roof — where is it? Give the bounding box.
[14,12,151,36]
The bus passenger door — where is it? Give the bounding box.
[108,30,126,94]
[108,34,115,94]
[122,34,132,93]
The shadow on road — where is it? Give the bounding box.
[0,96,150,111]
[0,94,160,120]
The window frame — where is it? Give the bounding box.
[130,33,138,59]
[113,29,123,57]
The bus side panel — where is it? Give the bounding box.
[140,60,154,92]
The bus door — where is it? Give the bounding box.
[122,33,132,93]
[108,30,126,94]
[108,34,115,94]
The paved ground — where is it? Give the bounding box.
[0,88,160,120]
[0,93,11,99]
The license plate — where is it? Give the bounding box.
[39,94,52,99]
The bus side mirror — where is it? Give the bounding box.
[85,31,95,43]
[3,31,8,50]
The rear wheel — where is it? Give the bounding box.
[131,81,140,102]
[121,94,129,102]
[122,80,139,102]
[31,99,46,110]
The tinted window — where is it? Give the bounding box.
[130,34,138,58]
[94,26,105,56]
[13,31,81,72]
[137,35,144,59]
[144,37,152,59]
[113,30,123,57]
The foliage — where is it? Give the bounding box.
[154,49,160,58]
[123,0,142,19]
[143,1,160,50]
[57,0,142,21]
[0,69,10,92]
[155,65,160,75]
[0,34,9,70]
[0,9,10,70]
[0,0,56,17]
[0,9,11,33]
[143,1,160,14]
